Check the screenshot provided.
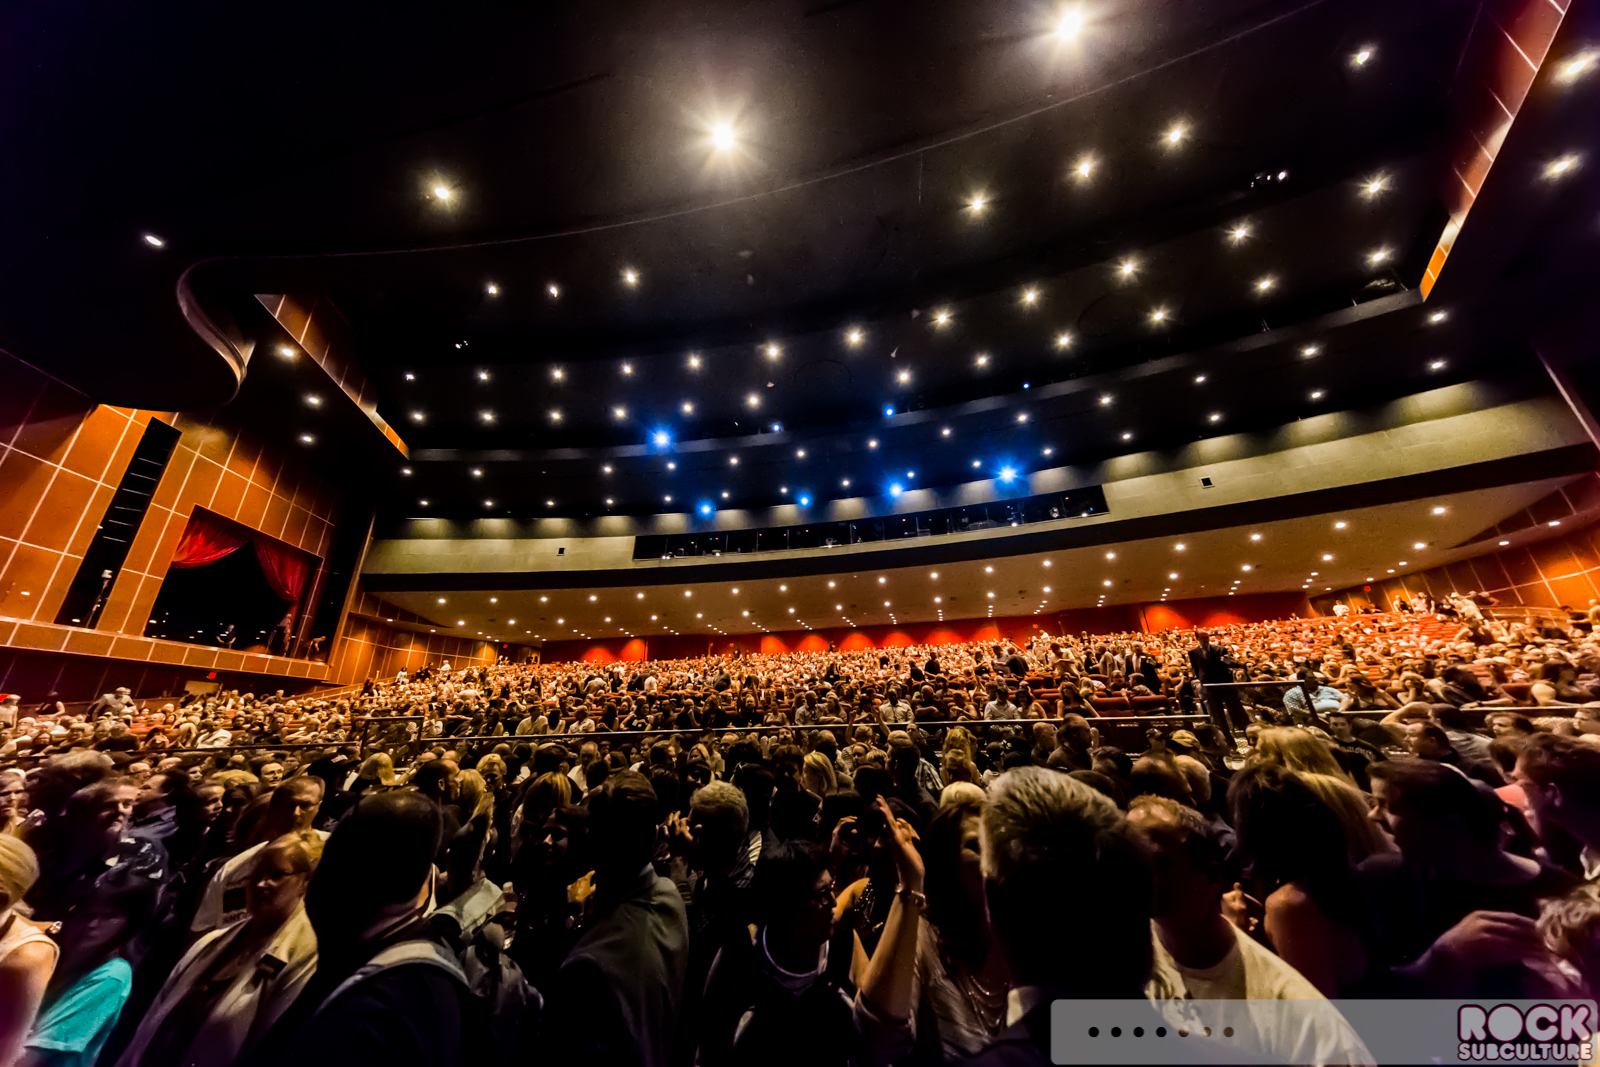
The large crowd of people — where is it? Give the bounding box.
[4,603,1600,1065]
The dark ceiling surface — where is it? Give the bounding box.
[3,0,1598,521]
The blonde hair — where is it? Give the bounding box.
[260,830,325,875]
[942,725,976,761]
[1540,883,1600,963]
[942,750,981,785]
[1299,771,1393,864]
[454,769,494,820]
[0,834,41,914]
[801,751,837,796]
[1253,727,1351,783]
[939,781,986,809]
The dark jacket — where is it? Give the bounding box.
[697,926,857,1067]
[544,867,689,1067]
[1187,644,1235,684]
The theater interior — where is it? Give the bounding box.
[4,0,1599,698]
[8,2,1600,1064]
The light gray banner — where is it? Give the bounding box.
[1048,999,1599,1065]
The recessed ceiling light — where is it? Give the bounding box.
[897,370,910,383]
[1021,288,1039,304]
[622,268,639,286]
[1169,572,1178,579]
[1194,375,1206,384]
[968,193,988,212]
[305,394,322,406]
[1255,276,1275,292]
[143,233,166,247]
[1208,412,1222,422]
[1016,412,1028,423]
[486,282,499,295]
[480,410,495,422]
[1166,125,1186,144]
[299,433,314,444]
[1368,248,1390,264]
[1499,539,1510,546]
[1310,390,1324,400]
[1557,50,1598,83]
[432,185,451,200]
[1302,345,1320,358]
[1353,47,1374,66]
[746,394,760,408]
[613,407,626,419]
[1229,225,1249,241]
[1120,259,1137,276]
[1150,308,1168,322]
[934,309,951,326]
[1429,359,1447,370]
[1545,155,1580,179]
[1121,432,1132,441]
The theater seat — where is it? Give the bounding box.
[1500,682,1534,704]
[1089,696,1132,713]
[1130,695,1172,714]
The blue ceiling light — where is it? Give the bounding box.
[651,429,672,448]
[798,494,811,506]
[884,406,895,416]
[998,465,1018,483]
[889,483,903,497]
[698,502,713,516]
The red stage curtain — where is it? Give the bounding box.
[169,508,316,608]
[253,538,313,604]
[168,510,249,569]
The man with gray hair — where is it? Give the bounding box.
[969,767,1156,1067]
[668,779,758,1067]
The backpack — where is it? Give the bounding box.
[312,934,537,1067]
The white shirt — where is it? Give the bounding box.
[878,700,912,724]
[1147,922,1373,1066]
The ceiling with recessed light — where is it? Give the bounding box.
[370,478,1596,641]
[3,0,1598,602]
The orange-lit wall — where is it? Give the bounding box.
[328,616,498,683]
[0,349,360,700]
[0,350,341,642]
[1314,519,1600,615]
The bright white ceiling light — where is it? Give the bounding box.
[622,268,639,286]
[1545,155,1580,179]
[968,193,987,212]
[1353,47,1374,66]
[143,233,165,247]
[710,122,736,150]
[1558,50,1598,83]
[1166,125,1186,144]
[847,328,863,346]
[934,309,951,326]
